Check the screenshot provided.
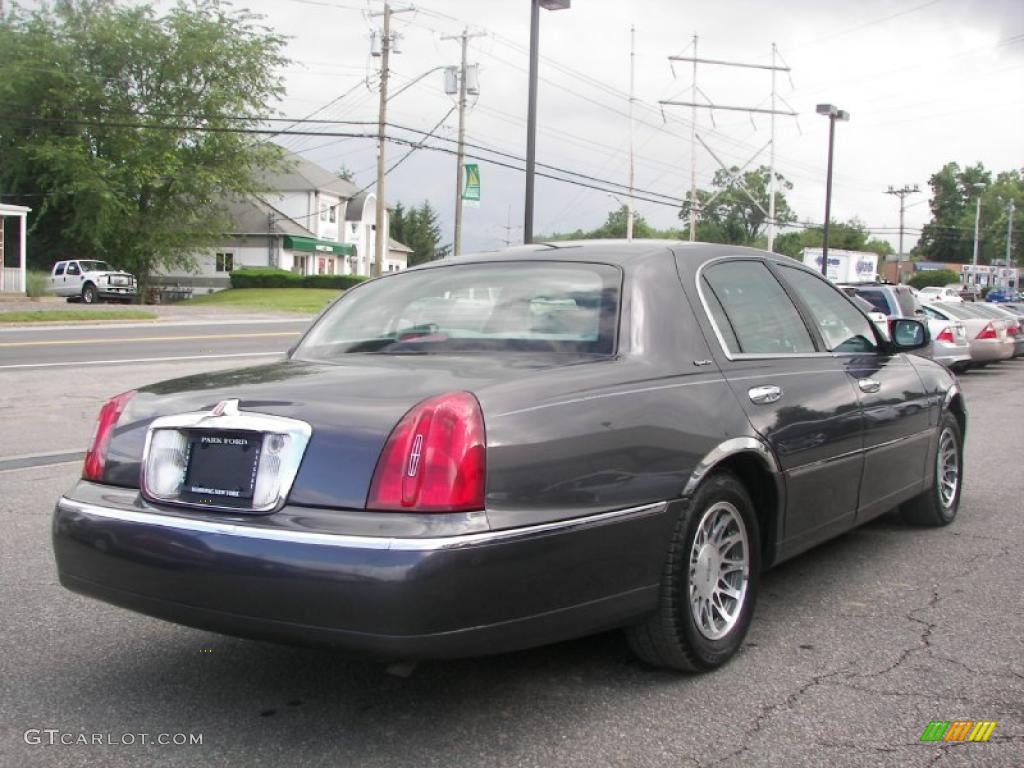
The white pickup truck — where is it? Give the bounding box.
[47,260,137,303]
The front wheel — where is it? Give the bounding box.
[82,283,98,304]
[900,412,962,526]
[627,472,761,672]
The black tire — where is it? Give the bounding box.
[900,412,962,526]
[82,283,98,304]
[627,472,761,672]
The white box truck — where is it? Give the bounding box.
[801,248,879,284]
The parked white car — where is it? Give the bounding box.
[918,286,963,303]
[47,260,137,303]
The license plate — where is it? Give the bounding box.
[184,432,262,500]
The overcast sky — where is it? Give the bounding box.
[132,1,1024,251]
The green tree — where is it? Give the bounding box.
[538,206,678,242]
[390,200,449,266]
[682,165,796,245]
[916,162,997,264]
[908,269,960,290]
[0,0,288,291]
[773,218,893,259]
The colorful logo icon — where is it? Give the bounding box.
[920,721,996,742]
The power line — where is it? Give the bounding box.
[0,112,918,236]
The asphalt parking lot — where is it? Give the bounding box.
[1,359,1022,768]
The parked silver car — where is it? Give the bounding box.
[921,302,1014,366]
[919,314,970,372]
[962,302,1024,357]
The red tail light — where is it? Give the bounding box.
[83,391,135,481]
[367,392,486,512]
[976,322,997,340]
[935,327,954,343]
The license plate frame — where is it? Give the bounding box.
[182,430,263,502]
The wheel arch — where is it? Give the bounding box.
[683,437,783,569]
[944,384,966,438]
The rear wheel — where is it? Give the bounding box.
[901,413,962,526]
[627,472,760,671]
[82,283,98,304]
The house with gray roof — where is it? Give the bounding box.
[159,149,410,291]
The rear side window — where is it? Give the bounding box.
[66,262,80,276]
[702,260,815,355]
[54,263,65,276]
[894,288,920,317]
[856,289,891,315]
[297,261,621,358]
[778,266,878,353]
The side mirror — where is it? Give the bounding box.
[890,318,929,351]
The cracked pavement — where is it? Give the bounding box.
[1,360,1022,767]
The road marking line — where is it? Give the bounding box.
[0,352,281,370]
[0,451,84,472]
[0,331,300,348]
[0,318,310,334]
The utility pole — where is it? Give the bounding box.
[500,204,521,246]
[1007,199,1016,292]
[767,43,777,252]
[689,35,697,241]
[626,25,636,241]
[662,42,795,245]
[369,3,412,277]
[885,184,919,283]
[442,28,484,257]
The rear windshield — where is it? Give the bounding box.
[934,302,980,320]
[296,261,621,359]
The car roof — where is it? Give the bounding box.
[407,239,777,272]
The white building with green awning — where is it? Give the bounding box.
[157,150,410,292]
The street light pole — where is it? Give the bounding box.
[971,183,986,267]
[524,0,570,245]
[815,104,849,277]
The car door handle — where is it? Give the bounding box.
[858,378,881,394]
[748,385,782,404]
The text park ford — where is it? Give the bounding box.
[52,242,965,672]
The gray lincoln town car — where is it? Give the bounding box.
[52,240,965,672]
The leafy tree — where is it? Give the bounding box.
[336,166,355,183]
[0,0,288,292]
[773,218,893,259]
[682,165,796,245]
[908,269,960,290]
[916,162,995,264]
[538,206,678,242]
[390,200,449,266]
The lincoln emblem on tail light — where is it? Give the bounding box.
[407,434,424,477]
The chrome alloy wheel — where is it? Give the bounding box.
[936,427,960,510]
[689,501,749,640]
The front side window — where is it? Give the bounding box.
[702,260,815,355]
[296,261,621,359]
[778,266,878,353]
